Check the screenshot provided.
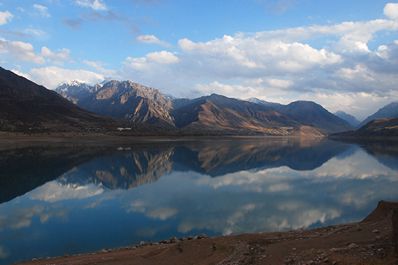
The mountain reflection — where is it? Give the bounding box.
[1,139,398,265]
[0,139,351,202]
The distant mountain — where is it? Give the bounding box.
[56,80,175,128]
[334,111,361,127]
[0,67,113,132]
[250,99,352,133]
[355,118,398,137]
[172,94,310,135]
[360,102,398,127]
[278,101,352,133]
[333,118,398,138]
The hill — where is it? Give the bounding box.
[0,67,114,132]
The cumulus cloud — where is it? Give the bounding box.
[136,34,169,46]
[125,51,179,71]
[0,11,13,25]
[384,3,398,20]
[119,4,398,118]
[33,4,50,18]
[41,46,70,62]
[0,39,72,65]
[29,66,104,89]
[75,0,107,11]
[83,59,116,76]
[0,39,45,64]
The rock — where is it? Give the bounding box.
[347,243,358,249]
[372,229,380,234]
[170,237,179,243]
[139,241,146,246]
[198,234,208,239]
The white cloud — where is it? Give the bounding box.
[33,4,50,18]
[41,46,70,62]
[179,36,342,72]
[0,39,45,64]
[0,10,13,25]
[75,0,107,11]
[384,3,398,20]
[29,66,104,89]
[136,34,169,46]
[119,8,398,118]
[83,59,116,76]
[24,27,47,37]
[147,207,178,220]
[124,51,179,71]
[146,51,179,64]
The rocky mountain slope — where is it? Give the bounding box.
[0,67,114,132]
[56,80,175,128]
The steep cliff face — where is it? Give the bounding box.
[56,80,175,128]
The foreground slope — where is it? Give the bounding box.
[0,67,113,132]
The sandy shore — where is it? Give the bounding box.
[16,201,398,265]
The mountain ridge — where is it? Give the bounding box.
[57,81,352,134]
[360,102,398,127]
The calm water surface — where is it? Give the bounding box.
[0,138,398,264]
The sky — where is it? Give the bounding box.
[0,0,398,119]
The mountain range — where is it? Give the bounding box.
[55,79,354,135]
[1,65,397,136]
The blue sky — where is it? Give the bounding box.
[0,0,398,119]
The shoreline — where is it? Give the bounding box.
[16,201,398,265]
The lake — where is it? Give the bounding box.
[1,138,398,264]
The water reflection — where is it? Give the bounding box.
[0,139,397,264]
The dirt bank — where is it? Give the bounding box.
[17,201,398,265]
